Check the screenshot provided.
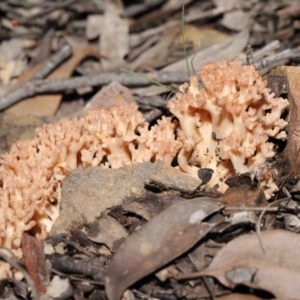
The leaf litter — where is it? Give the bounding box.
[180,230,300,299]
[105,197,223,300]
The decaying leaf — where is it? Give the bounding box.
[173,25,230,51]
[86,14,103,40]
[162,27,249,72]
[105,197,223,300]
[99,1,129,71]
[221,183,264,208]
[0,38,27,85]
[197,230,300,299]
[221,9,250,31]
[205,260,300,299]
[207,230,300,271]
[127,27,179,71]
[22,233,48,293]
[122,190,183,221]
[86,215,128,252]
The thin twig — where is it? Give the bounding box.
[13,0,76,26]
[254,49,294,70]
[51,268,104,286]
[252,40,281,61]
[246,44,254,65]
[121,0,165,18]
[202,277,216,300]
[256,197,290,255]
[32,44,73,80]
[241,41,281,65]
[132,289,160,300]
[181,2,190,77]
[224,206,279,212]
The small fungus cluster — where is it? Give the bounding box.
[0,58,288,280]
[168,57,289,197]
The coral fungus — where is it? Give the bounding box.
[167,57,289,197]
[0,103,180,279]
[0,57,289,280]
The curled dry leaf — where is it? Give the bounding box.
[105,197,223,300]
[22,233,48,293]
[205,260,300,299]
[199,230,300,299]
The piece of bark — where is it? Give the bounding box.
[266,66,299,176]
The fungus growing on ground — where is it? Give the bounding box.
[0,57,289,280]
[167,57,289,198]
[0,103,181,280]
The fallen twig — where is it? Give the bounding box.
[252,40,281,61]
[121,0,165,18]
[224,206,280,212]
[256,197,291,255]
[0,71,188,110]
[32,44,73,80]
[255,48,300,71]
[12,0,76,26]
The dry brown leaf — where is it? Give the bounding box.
[84,81,134,111]
[212,0,243,9]
[205,260,300,299]
[0,38,27,85]
[121,190,181,221]
[105,197,223,300]
[5,45,100,117]
[86,215,128,252]
[128,27,179,71]
[173,25,230,52]
[162,27,249,72]
[99,1,129,71]
[220,9,250,31]
[22,233,48,293]
[216,293,265,300]
[222,184,264,207]
[199,230,300,299]
[208,230,300,271]
[161,0,194,11]
[86,14,103,40]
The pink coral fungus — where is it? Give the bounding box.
[167,57,289,198]
[0,57,289,280]
[0,103,181,279]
